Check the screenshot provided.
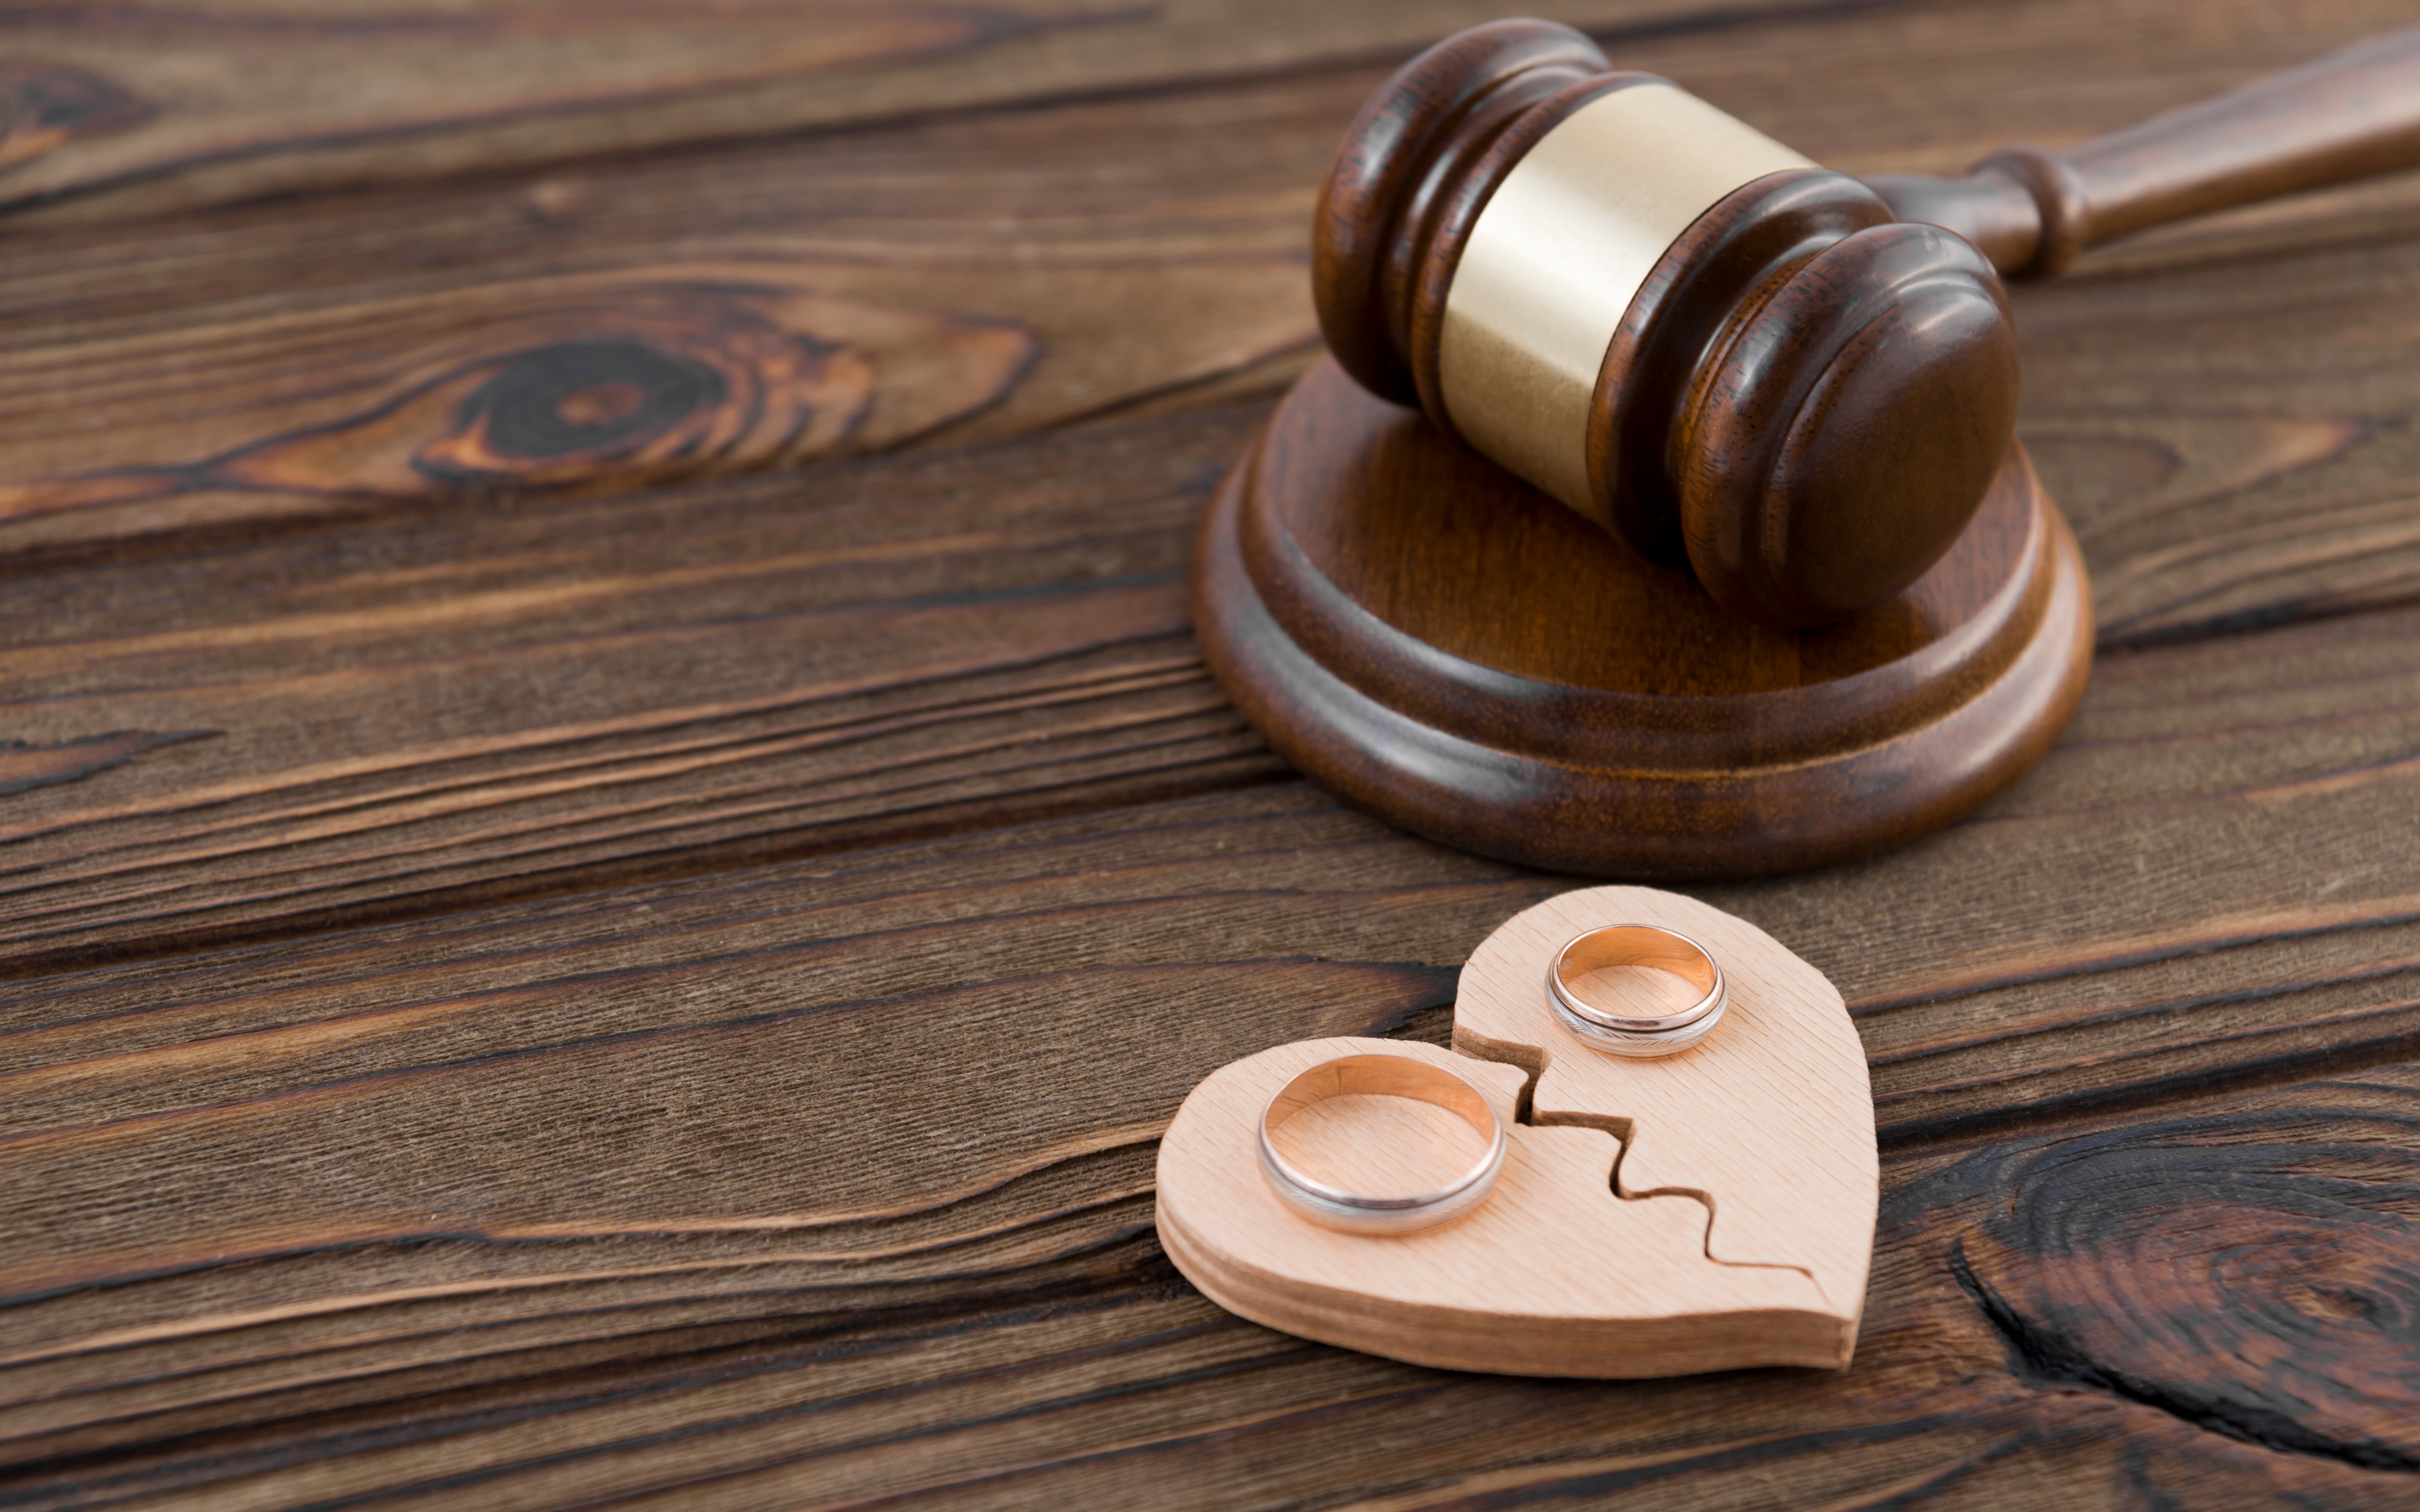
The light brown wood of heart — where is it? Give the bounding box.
[1192,356,2093,879]
[1453,885,1877,1317]
[1156,885,1873,1376]
[1156,1041,1848,1378]
[1312,19,2420,627]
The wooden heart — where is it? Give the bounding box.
[1154,886,1875,1377]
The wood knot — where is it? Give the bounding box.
[0,62,153,174]
[418,336,743,487]
[200,277,921,500]
[1958,1116,2420,1472]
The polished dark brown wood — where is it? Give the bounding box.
[1314,17,2420,630]
[1194,357,2091,877]
[1644,174,2017,627]
[1311,21,1623,415]
[1313,19,2018,629]
[6,2,2420,1506]
[1874,22,2420,277]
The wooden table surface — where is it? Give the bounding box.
[6,2,2419,1507]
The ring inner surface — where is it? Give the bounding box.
[1265,1058,1498,1205]
[1553,926,1718,1028]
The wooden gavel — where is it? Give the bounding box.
[1314,20,2420,627]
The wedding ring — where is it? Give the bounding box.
[1547,924,1727,1057]
[1257,1055,1507,1235]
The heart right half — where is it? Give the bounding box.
[1453,884,1878,1341]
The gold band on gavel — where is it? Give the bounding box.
[1438,83,1813,519]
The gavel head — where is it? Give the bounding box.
[1313,19,2020,628]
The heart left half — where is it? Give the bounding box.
[1155,1037,1848,1377]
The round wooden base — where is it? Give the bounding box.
[1192,358,2094,879]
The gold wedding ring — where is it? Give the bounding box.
[1547,924,1727,1057]
[1257,1055,1508,1235]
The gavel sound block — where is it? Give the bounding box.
[1156,886,1876,1376]
[1194,19,2420,879]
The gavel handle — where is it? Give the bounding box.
[1867,24,2420,277]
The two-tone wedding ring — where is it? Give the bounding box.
[1257,1054,1507,1234]
[1547,924,1727,1057]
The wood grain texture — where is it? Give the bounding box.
[7,594,2420,1470]
[3,0,2401,230]
[5,979,2413,1505]
[0,94,1322,557]
[4,366,2418,975]
[0,409,1279,968]
[0,1,1874,223]
[7,0,2420,1504]
[0,265,1037,527]
[0,0,2407,563]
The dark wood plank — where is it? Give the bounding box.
[1743,603,2420,1138]
[0,84,1327,557]
[2022,224,2420,647]
[5,1041,2410,1507]
[6,0,2398,233]
[6,2,2418,1504]
[0,405,1280,968]
[0,1,1866,223]
[8,360,2420,973]
[0,0,2411,562]
[7,578,2420,1463]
